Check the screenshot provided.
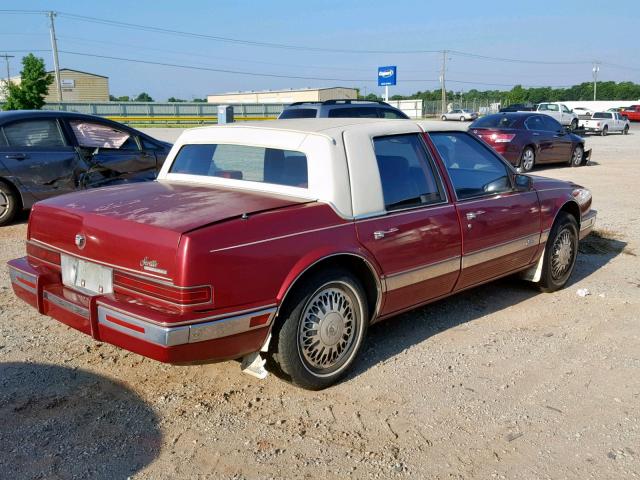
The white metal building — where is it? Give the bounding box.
[207,87,358,104]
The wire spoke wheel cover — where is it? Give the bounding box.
[297,283,361,375]
[551,228,575,280]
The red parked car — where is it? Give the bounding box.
[470,112,590,172]
[8,119,597,389]
[620,105,640,121]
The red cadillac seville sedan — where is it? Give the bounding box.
[8,119,596,389]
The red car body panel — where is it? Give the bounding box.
[621,105,640,121]
[7,129,596,366]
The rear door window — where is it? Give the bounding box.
[3,119,66,148]
[373,134,445,211]
[170,144,308,188]
[431,131,512,200]
[279,108,318,119]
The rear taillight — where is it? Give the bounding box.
[27,242,61,266]
[488,133,516,143]
[113,271,212,306]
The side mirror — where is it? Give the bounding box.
[514,174,532,192]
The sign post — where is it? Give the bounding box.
[377,66,397,101]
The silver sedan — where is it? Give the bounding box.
[441,109,478,121]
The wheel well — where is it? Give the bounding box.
[0,177,23,210]
[279,255,380,323]
[558,201,580,228]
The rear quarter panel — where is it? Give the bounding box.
[178,203,378,314]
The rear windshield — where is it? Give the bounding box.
[279,108,317,119]
[471,115,519,128]
[592,112,612,119]
[538,104,558,111]
[170,144,308,188]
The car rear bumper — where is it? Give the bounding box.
[580,209,597,239]
[7,257,274,364]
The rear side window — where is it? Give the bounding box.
[328,107,379,118]
[592,112,612,119]
[431,132,512,200]
[3,119,66,147]
[170,144,308,188]
[373,134,445,211]
[279,108,317,119]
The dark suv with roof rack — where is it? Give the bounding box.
[278,99,410,120]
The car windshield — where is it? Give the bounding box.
[170,144,308,188]
[471,115,519,128]
[592,112,612,119]
[279,108,317,119]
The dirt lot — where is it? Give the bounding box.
[1,125,639,479]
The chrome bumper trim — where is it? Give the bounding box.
[97,305,276,347]
[44,291,90,318]
[580,210,597,239]
[9,268,37,294]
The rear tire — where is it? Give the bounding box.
[569,144,584,167]
[601,125,608,136]
[623,125,629,135]
[459,116,465,122]
[520,147,536,172]
[269,268,369,390]
[569,119,578,131]
[0,181,19,227]
[537,212,579,292]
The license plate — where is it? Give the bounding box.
[61,255,113,295]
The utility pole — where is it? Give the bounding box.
[0,53,14,85]
[592,62,600,102]
[48,11,63,102]
[440,50,447,115]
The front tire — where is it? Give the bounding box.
[623,125,629,135]
[0,181,19,227]
[569,144,584,167]
[537,212,579,292]
[601,125,608,136]
[459,116,465,122]
[441,115,447,121]
[270,268,369,390]
[520,147,536,172]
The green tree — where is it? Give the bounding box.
[109,95,130,101]
[2,53,53,110]
[167,97,186,102]
[134,92,154,102]
[192,98,207,102]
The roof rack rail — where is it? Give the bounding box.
[288,99,391,107]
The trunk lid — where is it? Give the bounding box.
[29,181,309,280]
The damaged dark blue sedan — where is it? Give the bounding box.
[0,110,171,225]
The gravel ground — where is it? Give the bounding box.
[1,124,638,479]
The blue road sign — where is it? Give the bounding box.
[378,66,397,86]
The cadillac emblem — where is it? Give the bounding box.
[74,233,86,250]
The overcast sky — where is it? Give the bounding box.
[1,0,638,100]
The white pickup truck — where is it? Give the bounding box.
[536,103,580,131]
[581,111,630,136]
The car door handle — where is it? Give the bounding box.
[532,132,540,136]
[466,210,486,220]
[373,228,398,240]
[5,153,27,160]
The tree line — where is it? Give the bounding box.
[374,81,640,105]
